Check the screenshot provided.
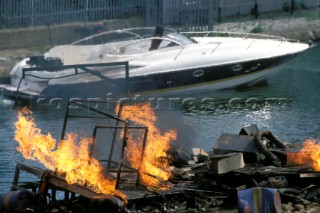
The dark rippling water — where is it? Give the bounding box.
[0,45,319,193]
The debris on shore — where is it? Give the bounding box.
[3,100,320,213]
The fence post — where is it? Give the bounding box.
[145,0,151,26]
[31,0,34,26]
[85,0,89,23]
[218,0,222,23]
[208,0,213,31]
[291,0,294,15]
[254,0,259,20]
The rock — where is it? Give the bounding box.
[282,203,294,212]
[293,204,304,211]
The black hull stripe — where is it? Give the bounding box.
[127,53,296,93]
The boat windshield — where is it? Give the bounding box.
[72,27,196,46]
[72,30,141,45]
[110,32,197,55]
[165,32,196,46]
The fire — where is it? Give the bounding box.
[14,102,176,198]
[117,103,177,189]
[14,107,126,201]
[287,139,320,171]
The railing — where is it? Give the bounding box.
[182,31,291,41]
[18,62,130,95]
[182,30,301,53]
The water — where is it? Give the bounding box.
[0,45,319,193]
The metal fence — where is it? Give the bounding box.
[0,0,145,28]
[0,0,319,30]
[154,0,320,31]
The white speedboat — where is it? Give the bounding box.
[0,26,309,101]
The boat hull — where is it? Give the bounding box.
[0,53,296,103]
[129,53,294,96]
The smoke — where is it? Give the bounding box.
[155,109,197,150]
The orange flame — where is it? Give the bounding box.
[14,107,126,201]
[117,103,177,189]
[287,139,320,171]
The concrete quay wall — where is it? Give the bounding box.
[0,18,144,50]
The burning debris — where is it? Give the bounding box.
[14,107,126,201]
[117,103,177,189]
[288,139,320,170]
[5,101,320,212]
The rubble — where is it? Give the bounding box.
[6,100,320,212]
[163,124,320,212]
[207,153,245,174]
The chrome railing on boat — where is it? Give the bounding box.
[181,31,300,43]
[181,30,301,53]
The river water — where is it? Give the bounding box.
[0,44,319,193]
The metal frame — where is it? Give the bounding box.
[18,62,130,96]
[10,99,162,206]
[90,125,148,188]
[60,99,148,189]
